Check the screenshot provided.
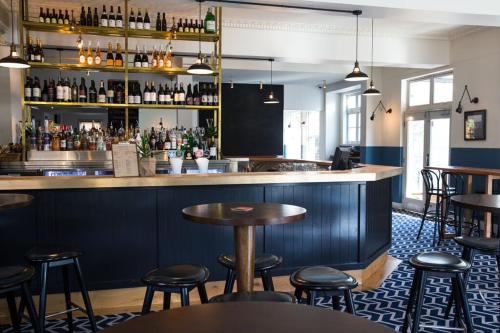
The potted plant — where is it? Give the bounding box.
[136,133,156,177]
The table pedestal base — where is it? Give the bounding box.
[234,226,256,292]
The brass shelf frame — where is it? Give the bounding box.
[19,0,223,160]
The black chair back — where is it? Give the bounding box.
[421,169,440,194]
[442,172,467,196]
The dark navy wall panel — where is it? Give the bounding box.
[361,146,403,203]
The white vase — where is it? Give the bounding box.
[196,157,209,173]
[170,157,183,174]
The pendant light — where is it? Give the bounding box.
[363,18,381,96]
[0,0,30,69]
[264,59,279,104]
[187,0,214,75]
[345,10,367,82]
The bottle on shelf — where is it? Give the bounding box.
[115,43,123,67]
[24,77,32,101]
[200,19,205,33]
[45,8,51,24]
[80,6,86,26]
[207,83,213,106]
[141,45,149,68]
[193,84,200,105]
[79,77,87,102]
[201,83,208,105]
[128,83,135,104]
[71,78,78,102]
[161,13,167,31]
[56,76,64,102]
[184,19,188,32]
[71,10,76,27]
[144,10,151,30]
[158,46,164,67]
[136,9,144,29]
[41,80,48,101]
[189,19,195,33]
[26,36,34,61]
[116,7,123,28]
[86,7,93,26]
[116,84,125,104]
[134,82,142,104]
[129,9,136,29]
[89,80,97,103]
[195,19,200,33]
[105,42,114,66]
[51,9,57,24]
[179,83,186,105]
[93,8,99,27]
[213,83,219,105]
[152,46,158,68]
[86,41,94,65]
[134,45,141,67]
[108,6,116,27]
[173,83,179,104]
[150,81,157,104]
[165,44,172,68]
[101,5,108,27]
[186,84,193,105]
[95,41,102,65]
[165,84,173,105]
[205,8,216,33]
[57,10,63,24]
[158,84,165,104]
[177,18,183,32]
[107,81,115,103]
[64,10,70,25]
[63,77,70,102]
[156,13,161,31]
[97,80,106,103]
[39,7,45,23]
[143,81,150,104]
[48,78,55,102]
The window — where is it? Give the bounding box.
[407,72,453,109]
[409,79,431,106]
[343,93,361,144]
[433,74,453,104]
[283,110,320,160]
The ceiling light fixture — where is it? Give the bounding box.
[322,80,327,89]
[0,0,30,69]
[345,10,368,82]
[363,18,380,96]
[264,59,279,104]
[187,0,214,75]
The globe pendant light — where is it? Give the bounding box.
[363,18,381,96]
[0,0,30,69]
[345,10,367,82]
[187,0,214,75]
[264,59,279,104]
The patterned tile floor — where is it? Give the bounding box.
[2,212,499,332]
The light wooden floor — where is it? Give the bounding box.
[0,255,400,325]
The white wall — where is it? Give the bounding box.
[284,84,322,112]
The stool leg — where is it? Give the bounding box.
[344,290,356,315]
[141,286,155,315]
[180,288,190,307]
[7,293,21,333]
[261,270,274,291]
[62,265,74,333]
[456,273,474,333]
[332,295,341,310]
[73,258,97,332]
[417,195,430,240]
[411,271,427,333]
[445,247,472,319]
[294,288,303,302]
[224,269,236,294]
[402,270,419,333]
[198,284,208,304]
[163,292,171,310]
[451,278,463,328]
[38,262,48,332]
[306,291,316,306]
[21,282,39,333]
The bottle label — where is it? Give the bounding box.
[60,139,66,149]
[179,93,185,102]
[79,92,87,99]
[116,19,123,28]
[98,94,106,103]
[128,95,134,104]
[166,60,172,68]
[210,146,217,157]
[39,17,45,23]
[207,20,216,32]
[134,95,141,104]
[32,87,41,97]
[87,56,94,65]
[152,59,157,67]
[64,19,69,25]
[129,21,136,29]
[159,94,165,102]
[101,19,108,27]
[79,55,86,64]
[109,19,115,27]
[174,93,179,102]
[207,95,213,104]
[107,90,114,98]
[150,92,156,102]
[165,94,172,103]
[213,95,218,104]
[56,86,64,99]
[144,22,150,30]
[158,59,164,67]
[45,18,51,24]
[137,22,143,29]
[134,61,141,67]
[24,88,32,97]
[144,92,151,102]
[63,87,70,101]
[35,54,41,61]
[30,53,34,61]
[95,56,101,65]
[58,19,63,24]
[202,95,208,103]
[142,61,149,68]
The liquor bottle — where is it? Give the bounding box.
[107,81,115,103]
[205,8,216,33]
[41,80,48,101]
[165,84,172,105]
[158,46,164,67]
[45,8,51,24]
[63,77,70,101]
[66,128,74,150]
[108,6,116,27]
[79,44,85,64]
[51,9,57,24]
[189,19,195,33]
[150,81,157,104]
[115,43,123,67]
[184,19,188,32]
[38,39,44,62]
[156,13,161,31]
[80,6,86,26]
[195,19,200,33]
[71,78,78,102]
[193,84,200,105]
[93,8,99,27]
[141,45,149,68]
[207,83,214,106]
[86,7,93,26]
[105,42,114,66]
[116,7,123,28]
[71,10,76,27]
[161,13,167,31]
[149,127,156,150]
[58,10,63,24]
[48,78,55,102]
[179,83,186,105]
[33,38,41,62]
[143,81,150,104]
[144,10,151,30]
[132,45,140,67]
[158,84,165,104]
[89,80,97,103]
[200,19,205,33]
[134,82,142,104]
[152,46,158,68]
[136,9,143,29]
[165,45,172,68]
[60,127,66,151]
[128,83,135,104]
[39,8,45,23]
[209,142,217,160]
[116,83,124,103]
[52,131,60,151]
[79,77,87,102]
[186,84,193,105]
[177,18,183,32]
[56,76,64,102]
[101,5,108,27]
[95,41,102,65]
[129,9,136,29]
[86,41,94,65]
[173,83,179,105]
[26,36,34,61]
[97,80,106,103]
[24,77,32,101]
[64,10,70,25]
[201,83,208,105]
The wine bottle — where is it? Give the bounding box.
[134,82,142,104]
[58,10,63,24]
[143,81,150,104]
[79,77,87,102]
[200,19,205,33]
[108,6,116,27]
[141,45,149,68]
[93,8,99,27]
[144,10,151,30]
[27,36,34,61]
[107,81,115,103]
[38,39,44,62]
[116,7,123,28]
[184,19,188,32]
[165,45,172,68]
[213,84,219,105]
[158,84,165,104]
[128,83,135,104]
[51,9,57,24]
[97,80,106,103]
[86,7,93,26]
[158,46,164,68]
[115,43,123,67]
[71,78,78,102]
[165,84,172,105]
[41,80,48,101]
[193,84,200,105]
[63,77,70,102]
[150,81,157,104]
[56,76,64,102]
[64,10,70,25]
[156,12,161,31]
[45,8,51,24]
[205,8,216,33]
[48,78,55,102]
[152,46,158,68]
[116,84,124,104]
[129,9,136,29]
[186,84,193,105]
[195,19,200,33]
[105,42,114,66]
[95,41,102,65]
[207,83,214,106]
[79,44,86,64]
[89,80,97,103]
[173,83,179,105]
[179,83,186,105]
[201,84,208,105]
[24,77,32,101]
[80,6,86,26]
[134,45,141,67]
[86,41,94,65]
[101,5,108,27]
[189,19,195,33]
[39,7,45,23]
[136,9,143,29]
[161,13,167,31]
[177,18,183,32]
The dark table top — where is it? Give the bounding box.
[0,194,33,212]
[451,194,500,214]
[101,302,395,333]
[182,202,306,226]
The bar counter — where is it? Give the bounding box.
[0,164,401,292]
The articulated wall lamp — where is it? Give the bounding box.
[456,85,479,113]
[370,100,392,121]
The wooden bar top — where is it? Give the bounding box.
[0,164,401,191]
[426,165,500,177]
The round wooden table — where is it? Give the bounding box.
[182,202,306,292]
[0,194,33,212]
[451,194,500,237]
[101,302,395,333]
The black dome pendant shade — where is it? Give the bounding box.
[345,11,368,82]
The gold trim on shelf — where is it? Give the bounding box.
[24,101,219,110]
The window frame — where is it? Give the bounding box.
[407,71,453,112]
[343,92,361,145]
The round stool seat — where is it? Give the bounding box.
[142,265,209,288]
[454,236,500,253]
[209,291,295,303]
[218,254,282,271]
[290,266,358,290]
[26,246,82,262]
[0,266,35,289]
[409,252,470,273]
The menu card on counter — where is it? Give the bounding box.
[112,143,139,177]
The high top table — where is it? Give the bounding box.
[101,302,395,333]
[183,202,306,292]
[451,194,500,236]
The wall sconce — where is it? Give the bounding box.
[370,100,392,121]
[456,85,479,113]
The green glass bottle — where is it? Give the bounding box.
[204,8,216,33]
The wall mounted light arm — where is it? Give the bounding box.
[369,100,392,121]
[455,85,479,113]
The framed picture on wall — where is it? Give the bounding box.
[464,110,486,141]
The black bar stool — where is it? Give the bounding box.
[289,266,358,315]
[444,235,500,318]
[141,264,209,314]
[209,291,295,303]
[402,252,473,333]
[217,253,282,294]
[0,266,39,333]
[25,247,97,332]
